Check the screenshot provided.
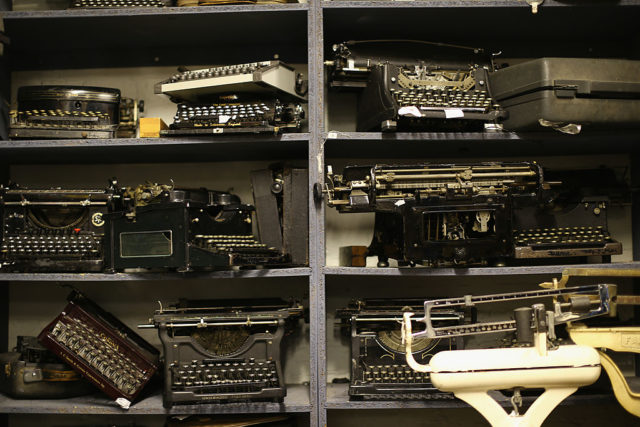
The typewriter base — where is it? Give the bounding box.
[349,385,454,401]
[161,125,298,136]
[0,258,103,273]
[165,390,285,408]
[9,128,116,139]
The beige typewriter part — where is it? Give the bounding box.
[156,60,305,102]
[568,325,640,417]
[400,284,616,427]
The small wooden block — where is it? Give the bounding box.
[139,118,168,138]
[339,246,368,267]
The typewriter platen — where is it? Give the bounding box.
[144,298,303,407]
[38,290,160,408]
[157,60,306,135]
[0,183,117,272]
[0,336,94,399]
[337,299,466,400]
[9,86,121,139]
[327,40,505,132]
[325,162,621,267]
[104,182,288,272]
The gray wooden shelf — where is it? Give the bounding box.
[324,262,640,277]
[325,383,615,410]
[2,3,307,18]
[322,0,640,8]
[0,384,311,415]
[0,267,311,281]
[323,131,640,158]
[2,5,308,70]
[0,134,309,164]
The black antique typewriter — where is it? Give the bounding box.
[336,299,466,400]
[38,290,160,409]
[142,298,303,408]
[326,40,505,132]
[0,336,94,399]
[104,182,288,272]
[9,86,121,139]
[0,183,118,272]
[156,60,306,135]
[324,162,621,267]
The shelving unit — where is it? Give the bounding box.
[1,1,640,426]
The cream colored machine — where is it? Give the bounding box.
[401,281,636,427]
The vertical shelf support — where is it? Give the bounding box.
[308,0,326,425]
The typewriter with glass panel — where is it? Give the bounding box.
[0,182,118,272]
[38,290,160,409]
[9,86,121,139]
[336,299,466,400]
[144,298,303,408]
[104,182,288,272]
[326,40,505,132]
[324,162,621,267]
[156,60,306,135]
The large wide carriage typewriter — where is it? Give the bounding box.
[156,60,306,135]
[324,162,621,267]
[104,182,288,272]
[326,40,506,132]
[144,298,303,407]
[38,290,160,409]
[336,299,466,400]
[0,183,118,272]
[9,86,121,139]
[0,336,94,399]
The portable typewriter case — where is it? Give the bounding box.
[488,58,640,131]
[337,299,465,400]
[0,184,116,272]
[147,298,303,407]
[105,184,287,272]
[0,336,94,399]
[38,290,160,408]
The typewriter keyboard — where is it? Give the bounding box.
[169,62,272,82]
[172,103,270,128]
[1,234,101,257]
[514,226,611,246]
[70,0,166,7]
[50,318,147,397]
[171,359,279,392]
[392,88,494,112]
[194,235,270,252]
[360,364,430,384]
[13,110,112,128]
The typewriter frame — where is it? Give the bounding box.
[151,299,303,408]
